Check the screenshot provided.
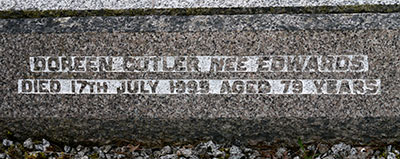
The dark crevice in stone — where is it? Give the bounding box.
[0,4,399,19]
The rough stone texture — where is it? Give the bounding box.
[0,0,400,11]
[2,13,400,33]
[0,14,399,146]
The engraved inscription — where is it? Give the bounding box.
[19,55,380,95]
[18,79,381,95]
[29,55,369,73]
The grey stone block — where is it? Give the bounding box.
[0,13,399,145]
[0,0,399,11]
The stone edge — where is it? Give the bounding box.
[1,13,400,33]
[1,0,400,11]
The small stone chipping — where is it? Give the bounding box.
[0,138,398,159]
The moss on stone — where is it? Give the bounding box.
[88,152,99,159]
[6,145,24,158]
[24,152,48,159]
[0,4,399,19]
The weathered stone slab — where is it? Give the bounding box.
[1,0,399,11]
[0,13,399,146]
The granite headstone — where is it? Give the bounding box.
[0,13,399,145]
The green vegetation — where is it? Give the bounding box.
[298,138,319,159]
[7,145,24,158]
[0,4,399,19]
[25,152,47,159]
[88,152,99,159]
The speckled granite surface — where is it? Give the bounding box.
[2,13,400,33]
[1,0,399,11]
[0,14,399,146]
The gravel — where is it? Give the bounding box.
[276,147,287,158]
[387,152,396,159]
[161,146,172,155]
[176,148,192,157]
[23,138,33,149]
[2,139,12,147]
[0,138,399,158]
[331,142,352,157]
[64,145,71,153]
